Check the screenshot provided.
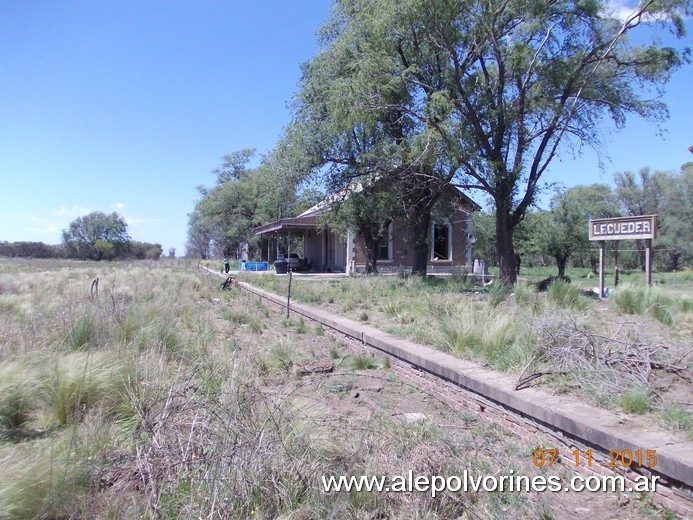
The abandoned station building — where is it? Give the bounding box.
[253,184,480,275]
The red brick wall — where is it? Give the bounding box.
[353,201,472,272]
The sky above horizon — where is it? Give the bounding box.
[1,1,691,256]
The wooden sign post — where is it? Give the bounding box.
[589,215,657,298]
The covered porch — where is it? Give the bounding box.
[253,215,351,273]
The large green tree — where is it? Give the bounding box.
[658,163,692,270]
[185,206,213,259]
[324,181,406,273]
[613,167,670,270]
[62,211,130,261]
[190,149,322,259]
[286,0,457,275]
[538,184,619,277]
[292,0,690,283]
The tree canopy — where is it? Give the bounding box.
[284,0,690,283]
[186,150,323,259]
[62,211,131,261]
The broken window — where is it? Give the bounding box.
[432,222,451,260]
[378,222,393,261]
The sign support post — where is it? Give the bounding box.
[646,239,652,288]
[599,241,605,298]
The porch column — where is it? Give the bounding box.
[346,228,355,275]
[466,212,473,267]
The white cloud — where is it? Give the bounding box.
[605,0,689,22]
[606,0,637,21]
[111,202,125,212]
[52,205,91,217]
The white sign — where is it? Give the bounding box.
[589,215,657,241]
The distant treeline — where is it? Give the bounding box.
[0,241,163,260]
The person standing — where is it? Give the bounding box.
[223,257,230,274]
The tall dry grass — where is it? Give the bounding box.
[0,260,687,518]
[239,272,691,429]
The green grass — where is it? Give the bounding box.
[349,354,377,370]
[295,318,308,333]
[267,341,296,373]
[66,314,98,350]
[660,404,692,434]
[0,431,91,518]
[620,387,654,415]
[0,359,38,429]
[546,280,592,312]
[45,352,131,427]
[612,284,688,326]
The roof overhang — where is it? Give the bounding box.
[253,215,320,235]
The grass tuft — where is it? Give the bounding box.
[620,387,653,415]
[350,354,377,370]
[0,359,38,429]
[44,352,130,426]
[0,432,90,518]
[546,281,591,311]
[660,404,692,433]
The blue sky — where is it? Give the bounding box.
[0,1,690,256]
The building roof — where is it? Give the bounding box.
[253,181,480,236]
[252,214,320,235]
[450,184,482,212]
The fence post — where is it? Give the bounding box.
[286,268,293,319]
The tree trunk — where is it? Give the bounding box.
[363,236,379,274]
[410,212,431,276]
[590,255,598,274]
[495,205,517,285]
[613,244,619,287]
[636,239,647,271]
[555,255,567,279]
